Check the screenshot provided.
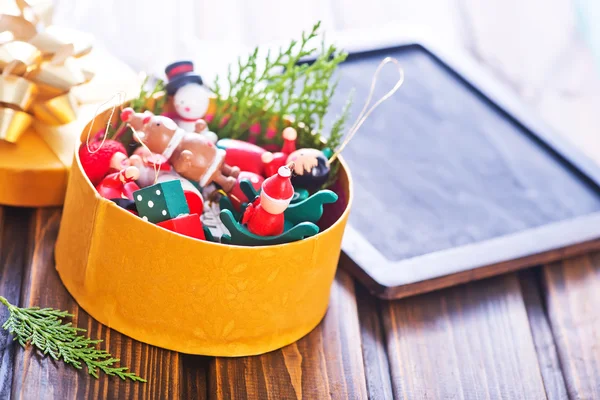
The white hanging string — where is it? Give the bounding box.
[85,91,126,154]
[328,57,405,164]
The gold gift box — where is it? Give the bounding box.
[55,102,353,356]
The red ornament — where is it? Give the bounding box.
[218,138,266,175]
[242,166,294,236]
[79,140,129,186]
[95,166,140,200]
[157,213,206,240]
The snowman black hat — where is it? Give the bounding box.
[165,61,204,95]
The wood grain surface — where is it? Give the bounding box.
[541,253,600,400]
[518,270,568,400]
[210,268,368,400]
[0,208,31,400]
[5,208,209,400]
[0,213,599,398]
[381,274,547,399]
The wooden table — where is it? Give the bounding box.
[2,1,600,398]
[0,206,599,399]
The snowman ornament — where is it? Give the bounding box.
[165,61,218,143]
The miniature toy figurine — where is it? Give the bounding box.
[134,180,190,224]
[165,61,218,143]
[95,166,140,201]
[120,108,153,131]
[128,146,172,187]
[286,147,330,190]
[217,138,267,175]
[242,165,294,236]
[261,127,297,177]
[79,140,131,186]
[124,111,240,192]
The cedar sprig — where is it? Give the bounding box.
[0,296,146,382]
[210,21,350,150]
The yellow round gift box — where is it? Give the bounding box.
[55,106,353,356]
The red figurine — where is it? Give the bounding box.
[217,138,267,175]
[79,140,130,186]
[242,165,294,236]
[95,166,140,200]
[261,127,297,177]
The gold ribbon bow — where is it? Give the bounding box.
[0,0,94,143]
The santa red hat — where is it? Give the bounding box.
[79,140,127,186]
[262,166,294,201]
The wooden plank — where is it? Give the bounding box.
[541,253,600,399]
[353,267,393,400]
[9,208,206,400]
[181,355,209,399]
[0,207,31,399]
[209,269,368,400]
[382,274,547,399]
[518,270,568,400]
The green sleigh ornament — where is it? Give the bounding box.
[219,179,338,246]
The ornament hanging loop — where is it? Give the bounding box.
[85,91,126,154]
[328,57,405,164]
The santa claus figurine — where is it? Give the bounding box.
[165,61,218,143]
[96,166,140,200]
[242,164,294,236]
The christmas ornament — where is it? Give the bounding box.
[95,166,140,201]
[165,61,218,143]
[286,147,331,191]
[133,179,189,224]
[233,178,338,226]
[242,165,295,236]
[128,146,171,187]
[127,111,240,192]
[217,138,266,175]
[79,139,130,185]
[155,172,204,215]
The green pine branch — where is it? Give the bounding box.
[0,296,146,382]
[209,21,351,150]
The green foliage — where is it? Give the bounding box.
[130,75,166,114]
[210,21,350,149]
[0,296,146,382]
